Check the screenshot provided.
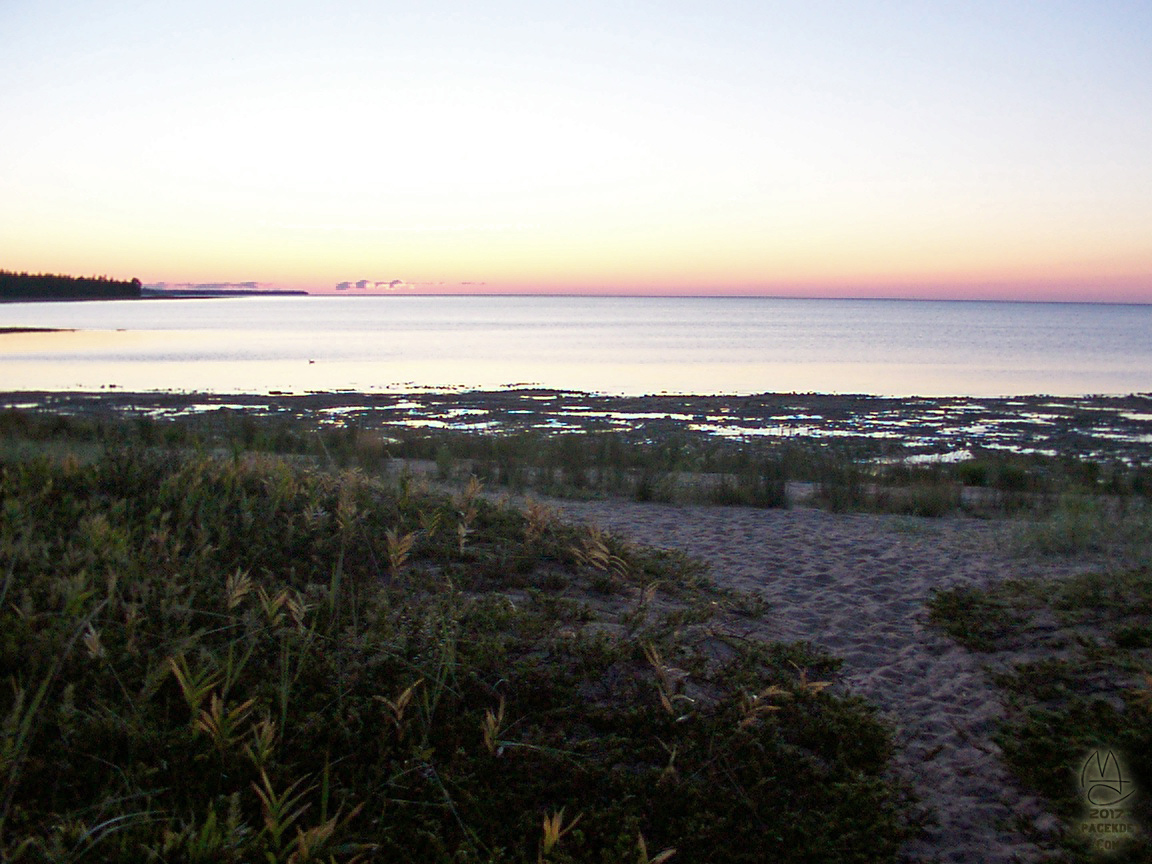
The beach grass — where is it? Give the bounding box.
[0,433,919,862]
[11,401,1149,523]
[1016,494,1152,562]
[261,421,1152,519]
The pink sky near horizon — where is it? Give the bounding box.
[301,274,1152,303]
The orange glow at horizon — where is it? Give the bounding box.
[7,205,1150,304]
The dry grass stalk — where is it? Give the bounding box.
[257,586,288,624]
[418,508,442,539]
[738,686,788,729]
[481,696,506,756]
[453,476,482,556]
[385,527,416,580]
[82,624,104,660]
[637,832,676,864]
[245,716,278,768]
[168,655,220,715]
[790,662,832,696]
[287,801,367,863]
[284,590,310,630]
[252,770,313,853]
[571,526,631,581]
[643,644,693,718]
[522,498,557,544]
[195,693,256,752]
[456,475,483,511]
[375,679,423,742]
[539,807,582,860]
[225,568,253,610]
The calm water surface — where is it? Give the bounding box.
[2,296,1150,396]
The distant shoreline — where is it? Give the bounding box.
[0,290,309,303]
[0,326,75,333]
[0,295,133,304]
[140,288,309,299]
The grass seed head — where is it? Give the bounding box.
[225,568,253,611]
[539,807,582,859]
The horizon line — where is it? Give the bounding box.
[295,290,1152,306]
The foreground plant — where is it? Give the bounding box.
[0,446,915,862]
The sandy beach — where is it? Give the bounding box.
[536,498,1115,863]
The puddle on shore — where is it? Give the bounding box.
[4,390,1151,465]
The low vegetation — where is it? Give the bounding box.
[3,406,1148,520]
[0,434,917,861]
[928,566,1152,861]
[1016,494,1152,563]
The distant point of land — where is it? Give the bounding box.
[0,327,74,334]
[0,272,311,302]
[141,286,309,298]
[141,281,309,298]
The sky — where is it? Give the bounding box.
[1,0,1151,301]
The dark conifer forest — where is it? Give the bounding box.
[0,270,141,300]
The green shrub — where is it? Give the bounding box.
[0,448,915,862]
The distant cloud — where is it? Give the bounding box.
[333,279,412,292]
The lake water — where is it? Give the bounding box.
[2,295,1150,397]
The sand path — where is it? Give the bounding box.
[544,499,1106,864]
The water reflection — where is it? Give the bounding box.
[2,296,1150,397]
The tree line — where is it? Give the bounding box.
[0,269,142,300]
